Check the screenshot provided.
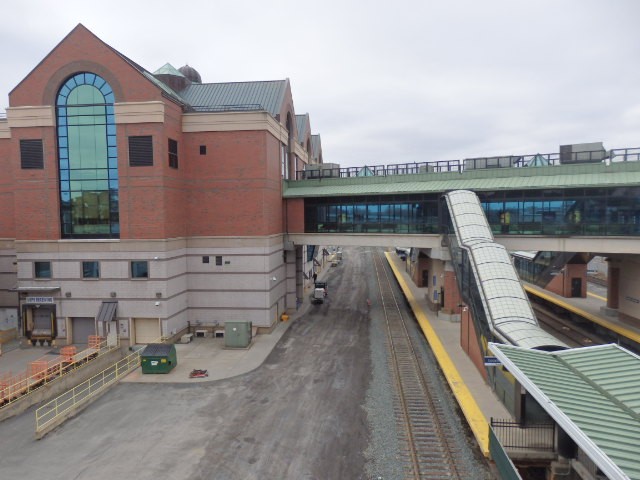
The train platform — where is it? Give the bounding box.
[523,282,640,345]
[384,251,509,457]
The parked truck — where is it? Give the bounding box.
[311,281,328,305]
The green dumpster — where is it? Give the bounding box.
[140,343,177,374]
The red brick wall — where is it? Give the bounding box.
[443,270,462,314]
[0,137,16,238]
[183,130,284,237]
[285,198,305,233]
[11,126,60,240]
[10,25,163,107]
[461,308,488,380]
[546,264,587,298]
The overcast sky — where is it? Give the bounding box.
[1,0,639,168]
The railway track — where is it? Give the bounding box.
[372,250,469,479]
[532,303,607,348]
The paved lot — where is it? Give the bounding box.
[0,247,375,480]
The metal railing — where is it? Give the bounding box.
[294,147,640,180]
[35,350,140,434]
[0,336,117,409]
[490,418,556,452]
[34,335,169,435]
[189,104,264,113]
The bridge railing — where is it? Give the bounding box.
[294,146,640,180]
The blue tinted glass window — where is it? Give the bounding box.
[57,73,118,238]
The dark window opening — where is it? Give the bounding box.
[215,256,223,266]
[202,256,210,264]
[20,139,44,169]
[199,145,206,155]
[129,136,153,166]
[82,261,100,278]
[169,139,178,169]
[131,260,149,279]
[35,261,52,279]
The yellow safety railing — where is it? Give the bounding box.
[35,335,169,435]
[35,349,139,434]
[0,337,118,409]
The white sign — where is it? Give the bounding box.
[25,297,54,304]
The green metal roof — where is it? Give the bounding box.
[153,63,186,77]
[283,161,640,198]
[490,343,640,480]
[296,113,309,141]
[179,79,288,115]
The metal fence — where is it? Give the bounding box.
[294,147,640,180]
[490,418,556,452]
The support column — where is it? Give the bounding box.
[607,263,619,309]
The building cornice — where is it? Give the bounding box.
[182,111,288,142]
[114,101,165,124]
[6,106,55,128]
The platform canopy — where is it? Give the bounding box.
[489,343,640,480]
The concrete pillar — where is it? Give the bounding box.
[607,264,619,309]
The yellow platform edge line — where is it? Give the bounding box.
[385,252,490,457]
[523,285,640,344]
[587,291,607,302]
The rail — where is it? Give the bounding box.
[374,250,470,478]
[189,104,264,113]
[0,336,117,409]
[34,335,169,436]
[490,418,555,452]
[294,146,640,180]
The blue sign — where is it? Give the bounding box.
[484,356,501,367]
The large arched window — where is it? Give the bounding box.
[57,73,119,238]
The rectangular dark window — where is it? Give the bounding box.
[202,256,210,264]
[20,139,44,169]
[215,256,223,266]
[168,139,178,169]
[82,261,100,278]
[131,260,149,279]
[200,145,206,155]
[128,136,153,166]
[35,261,52,279]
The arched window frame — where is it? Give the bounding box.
[56,72,119,238]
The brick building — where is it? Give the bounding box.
[0,24,324,346]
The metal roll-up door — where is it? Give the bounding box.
[72,317,96,345]
[134,318,160,344]
[33,309,51,332]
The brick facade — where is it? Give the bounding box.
[0,24,324,342]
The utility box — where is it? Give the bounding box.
[559,142,606,164]
[140,343,177,374]
[224,321,252,348]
